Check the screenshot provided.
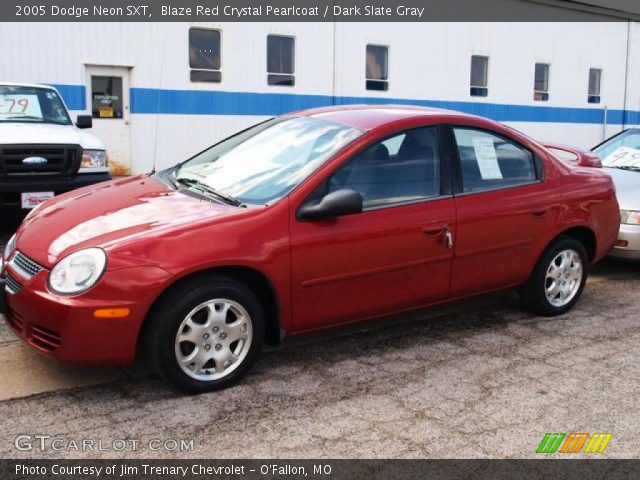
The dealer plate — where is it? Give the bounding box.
[21,191,54,209]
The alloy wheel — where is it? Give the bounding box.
[174,298,253,381]
[544,249,583,308]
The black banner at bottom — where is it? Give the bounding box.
[3,459,640,480]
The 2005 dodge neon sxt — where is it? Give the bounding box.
[0,105,620,393]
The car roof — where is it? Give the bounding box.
[289,104,487,131]
[0,81,57,90]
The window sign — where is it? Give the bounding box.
[472,136,503,179]
[91,76,123,119]
[0,94,42,119]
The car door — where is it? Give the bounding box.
[289,126,456,332]
[448,125,561,296]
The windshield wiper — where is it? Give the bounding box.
[175,177,244,207]
[609,165,640,172]
[0,116,42,121]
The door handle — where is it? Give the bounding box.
[532,208,548,217]
[444,228,453,249]
[422,226,446,237]
[422,225,453,249]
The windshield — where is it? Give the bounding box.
[594,130,640,171]
[174,116,363,205]
[0,85,71,125]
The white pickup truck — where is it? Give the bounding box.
[0,82,111,209]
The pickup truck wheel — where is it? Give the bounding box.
[520,236,588,317]
[145,275,265,393]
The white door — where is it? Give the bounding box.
[85,65,131,176]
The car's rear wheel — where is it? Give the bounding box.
[145,275,265,393]
[520,236,588,316]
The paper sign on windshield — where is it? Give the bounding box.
[602,146,640,168]
[0,94,42,119]
[472,136,503,179]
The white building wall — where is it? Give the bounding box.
[0,21,638,173]
[130,22,335,171]
[335,22,629,147]
[625,21,640,129]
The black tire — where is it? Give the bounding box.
[520,236,589,317]
[144,274,265,394]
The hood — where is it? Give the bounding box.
[15,175,242,268]
[605,167,640,211]
[0,122,104,150]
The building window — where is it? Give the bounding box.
[366,44,388,91]
[91,76,123,119]
[588,68,602,104]
[189,28,221,83]
[267,35,295,86]
[533,63,549,101]
[470,56,489,97]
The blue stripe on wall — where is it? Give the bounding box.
[130,88,335,116]
[129,87,639,126]
[49,83,639,126]
[49,84,86,111]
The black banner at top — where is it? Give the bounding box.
[2,0,640,22]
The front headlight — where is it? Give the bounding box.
[620,210,640,225]
[3,234,16,262]
[81,149,108,168]
[48,248,107,295]
[1,234,16,276]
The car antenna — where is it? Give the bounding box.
[150,31,166,176]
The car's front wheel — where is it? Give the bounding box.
[145,275,265,393]
[520,236,589,316]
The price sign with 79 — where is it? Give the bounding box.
[0,96,30,114]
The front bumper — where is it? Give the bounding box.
[0,172,112,208]
[1,257,173,365]
[609,223,640,261]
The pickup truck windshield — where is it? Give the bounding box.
[0,86,71,125]
[174,116,363,205]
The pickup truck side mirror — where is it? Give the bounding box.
[298,189,364,221]
[76,115,93,129]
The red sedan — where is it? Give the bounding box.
[0,106,620,393]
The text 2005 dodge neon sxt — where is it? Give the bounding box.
[0,106,619,393]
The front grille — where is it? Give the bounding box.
[30,324,61,351]
[9,251,44,280]
[4,274,22,295]
[0,144,82,177]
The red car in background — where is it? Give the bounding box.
[0,105,619,393]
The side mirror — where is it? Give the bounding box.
[76,115,92,129]
[298,189,364,221]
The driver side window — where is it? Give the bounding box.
[328,127,441,209]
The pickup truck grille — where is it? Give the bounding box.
[0,144,82,177]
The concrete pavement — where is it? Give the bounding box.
[1,226,639,459]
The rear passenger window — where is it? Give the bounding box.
[329,127,440,208]
[453,127,537,193]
